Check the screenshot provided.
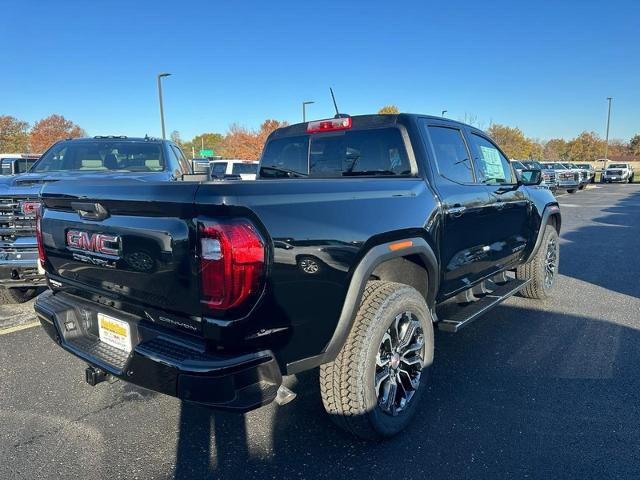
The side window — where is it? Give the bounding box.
[171,145,191,173]
[425,125,474,184]
[470,134,514,184]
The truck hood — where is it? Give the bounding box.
[0,171,171,197]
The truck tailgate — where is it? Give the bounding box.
[40,181,202,323]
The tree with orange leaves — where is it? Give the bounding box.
[218,119,288,160]
[29,114,85,153]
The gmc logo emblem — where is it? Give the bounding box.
[66,230,120,257]
[20,201,40,216]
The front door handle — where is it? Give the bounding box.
[447,205,466,217]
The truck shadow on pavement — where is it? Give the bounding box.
[560,187,640,298]
[173,303,640,479]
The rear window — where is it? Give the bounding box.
[232,163,258,175]
[211,162,228,176]
[260,128,411,178]
[608,164,627,169]
[32,141,165,173]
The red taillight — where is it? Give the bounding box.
[199,220,265,315]
[35,207,46,268]
[307,116,352,133]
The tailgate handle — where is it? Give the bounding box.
[70,202,110,221]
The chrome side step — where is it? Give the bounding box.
[437,278,531,333]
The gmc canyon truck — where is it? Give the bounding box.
[35,114,561,440]
[0,136,193,303]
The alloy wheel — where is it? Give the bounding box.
[375,312,425,416]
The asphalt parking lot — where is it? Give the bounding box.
[1,184,640,480]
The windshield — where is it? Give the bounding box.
[512,161,525,169]
[608,164,627,169]
[260,128,411,178]
[232,163,258,175]
[523,161,543,169]
[576,164,590,169]
[32,141,165,173]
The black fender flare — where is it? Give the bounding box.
[286,237,438,374]
[522,203,561,264]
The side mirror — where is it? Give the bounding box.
[518,169,542,186]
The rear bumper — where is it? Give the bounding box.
[35,290,282,412]
[0,247,45,287]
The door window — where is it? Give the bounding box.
[470,134,514,184]
[424,125,474,184]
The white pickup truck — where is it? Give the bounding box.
[601,163,635,183]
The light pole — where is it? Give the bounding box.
[157,73,171,139]
[302,101,315,122]
[441,110,447,117]
[603,97,613,170]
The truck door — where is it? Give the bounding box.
[467,131,532,270]
[420,120,497,297]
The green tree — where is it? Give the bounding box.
[0,115,30,152]
[183,132,224,158]
[378,105,400,114]
[566,131,604,162]
[486,124,532,159]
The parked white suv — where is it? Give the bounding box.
[210,159,259,180]
[601,163,634,183]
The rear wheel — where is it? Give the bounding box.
[0,287,38,304]
[517,225,559,299]
[320,281,434,440]
[567,188,576,193]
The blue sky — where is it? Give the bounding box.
[2,0,638,141]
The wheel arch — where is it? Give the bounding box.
[522,203,561,264]
[286,236,438,374]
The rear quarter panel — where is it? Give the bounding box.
[195,179,439,367]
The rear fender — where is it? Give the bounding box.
[286,237,438,374]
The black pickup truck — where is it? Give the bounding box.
[35,114,561,440]
[0,136,193,303]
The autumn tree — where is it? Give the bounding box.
[217,119,288,160]
[378,105,400,114]
[565,131,604,162]
[29,114,85,153]
[183,133,224,158]
[630,134,640,157]
[0,115,30,152]
[169,130,183,146]
[543,138,568,160]
[486,124,532,159]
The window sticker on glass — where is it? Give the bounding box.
[479,145,505,179]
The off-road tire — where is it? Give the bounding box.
[0,286,38,304]
[567,188,576,193]
[517,225,559,299]
[629,174,634,184]
[319,281,434,440]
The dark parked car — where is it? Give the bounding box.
[35,114,560,440]
[0,155,39,175]
[0,136,192,304]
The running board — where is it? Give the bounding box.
[438,278,531,333]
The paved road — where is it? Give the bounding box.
[1,185,640,480]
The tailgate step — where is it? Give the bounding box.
[437,278,531,333]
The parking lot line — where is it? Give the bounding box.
[0,321,40,336]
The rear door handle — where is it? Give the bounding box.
[447,205,466,217]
